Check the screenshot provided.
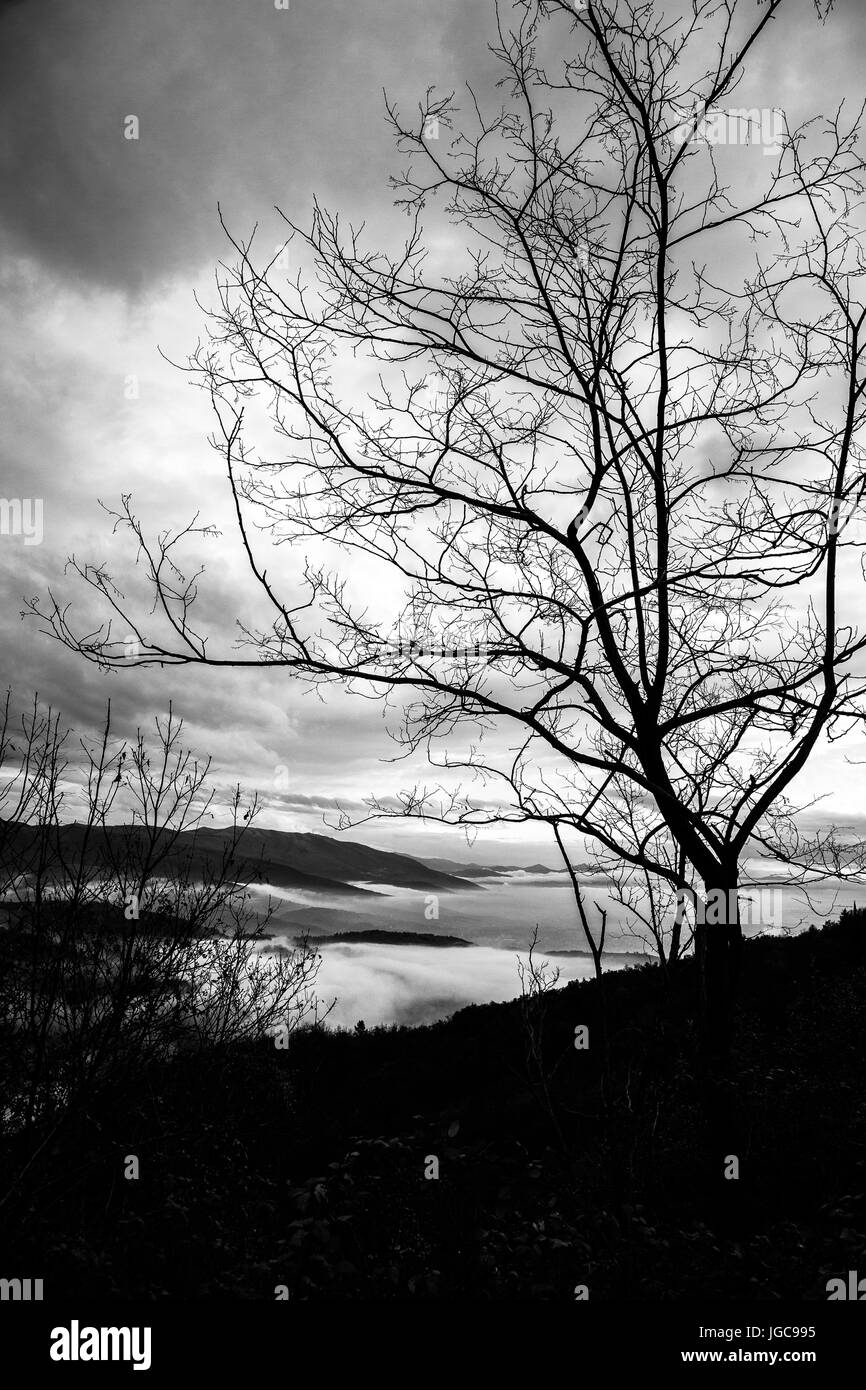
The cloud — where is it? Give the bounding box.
[0,0,479,294]
[1,0,865,868]
[295,940,602,1029]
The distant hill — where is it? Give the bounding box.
[420,856,569,877]
[0,822,479,898]
[271,929,474,948]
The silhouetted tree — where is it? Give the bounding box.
[32,0,866,1055]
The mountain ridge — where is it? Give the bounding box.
[0,822,481,897]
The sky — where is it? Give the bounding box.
[1,0,865,866]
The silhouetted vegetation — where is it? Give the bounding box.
[3,907,865,1299]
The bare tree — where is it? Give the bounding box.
[30,0,866,1054]
[516,928,571,1149]
[578,783,693,975]
[0,695,324,1151]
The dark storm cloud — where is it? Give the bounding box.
[0,0,479,293]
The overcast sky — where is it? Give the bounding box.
[1,0,865,863]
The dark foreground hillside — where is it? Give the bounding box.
[2,910,866,1300]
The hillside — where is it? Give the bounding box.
[0,821,478,897]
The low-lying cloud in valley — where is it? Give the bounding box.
[277,939,602,1031]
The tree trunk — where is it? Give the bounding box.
[694,876,746,1232]
[696,876,742,1062]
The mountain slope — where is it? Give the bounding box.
[0,822,478,896]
